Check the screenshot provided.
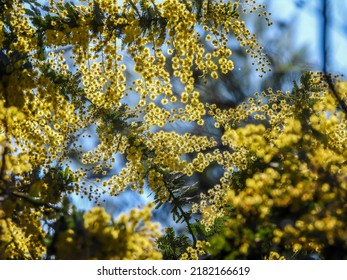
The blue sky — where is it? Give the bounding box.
[268,0,347,76]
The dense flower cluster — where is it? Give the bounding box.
[40,0,270,201]
[0,208,46,259]
[0,0,271,259]
[54,203,162,259]
[180,240,210,260]
[194,74,347,259]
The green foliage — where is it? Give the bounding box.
[152,171,199,243]
[95,104,137,137]
[157,227,191,259]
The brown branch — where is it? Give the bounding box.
[325,75,347,116]
[11,191,62,212]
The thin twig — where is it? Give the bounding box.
[167,187,197,246]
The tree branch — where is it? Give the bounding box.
[11,191,62,212]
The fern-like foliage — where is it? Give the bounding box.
[156,227,191,260]
[153,172,199,243]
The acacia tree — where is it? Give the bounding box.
[0,0,346,260]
